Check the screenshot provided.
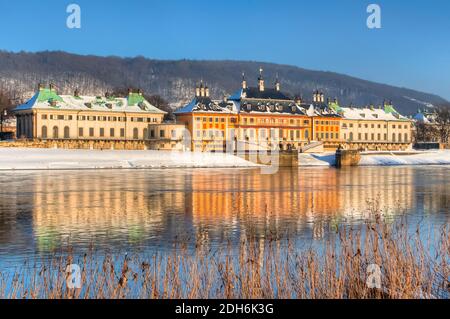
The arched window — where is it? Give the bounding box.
[53,126,59,139]
[143,128,148,140]
[64,126,70,139]
[41,126,47,139]
[349,132,353,141]
[305,130,309,140]
[398,133,402,142]
[404,133,408,143]
[133,128,139,139]
[392,133,396,142]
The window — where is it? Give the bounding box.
[64,126,70,139]
[143,128,148,139]
[305,130,309,140]
[150,130,155,138]
[160,130,165,138]
[120,128,125,138]
[79,127,84,137]
[89,128,94,137]
[110,128,115,138]
[398,133,402,142]
[349,132,353,141]
[133,128,139,139]
[41,115,47,120]
[41,126,47,139]
[392,133,396,142]
[52,126,59,139]
[171,130,176,139]
[100,128,105,137]
[405,133,408,142]
[57,115,64,120]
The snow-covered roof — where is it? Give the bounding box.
[14,88,166,114]
[340,106,408,121]
[174,97,237,114]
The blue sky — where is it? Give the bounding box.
[0,0,449,100]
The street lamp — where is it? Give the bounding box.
[0,109,7,140]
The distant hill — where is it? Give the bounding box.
[0,50,447,115]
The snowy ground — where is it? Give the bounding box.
[0,148,449,170]
[298,150,450,167]
[0,148,259,170]
[359,150,450,166]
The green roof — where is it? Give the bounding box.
[328,101,343,113]
[37,88,64,103]
[127,93,145,106]
[384,104,397,114]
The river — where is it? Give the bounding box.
[0,166,449,269]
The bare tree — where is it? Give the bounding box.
[414,122,439,142]
[435,104,450,144]
[0,89,12,111]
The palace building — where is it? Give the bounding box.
[337,101,413,151]
[13,84,186,150]
[13,73,414,153]
[176,70,315,152]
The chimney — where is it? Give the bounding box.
[199,80,205,97]
[275,73,280,92]
[74,88,80,97]
[258,67,264,92]
[242,72,247,90]
[195,84,200,97]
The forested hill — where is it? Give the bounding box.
[0,50,447,115]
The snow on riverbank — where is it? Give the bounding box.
[298,151,450,167]
[0,148,449,170]
[359,150,450,166]
[0,148,259,170]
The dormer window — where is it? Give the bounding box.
[360,113,365,118]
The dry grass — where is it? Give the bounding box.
[0,215,448,299]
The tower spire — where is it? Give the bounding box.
[242,72,247,89]
[275,72,280,91]
[258,67,264,92]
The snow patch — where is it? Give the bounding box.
[0,148,259,170]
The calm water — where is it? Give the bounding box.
[0,166,449,269]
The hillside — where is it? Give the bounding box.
[0,50,447,115]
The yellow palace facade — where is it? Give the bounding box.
[174,72,344,152]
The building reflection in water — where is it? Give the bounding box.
[1,166,447,254]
